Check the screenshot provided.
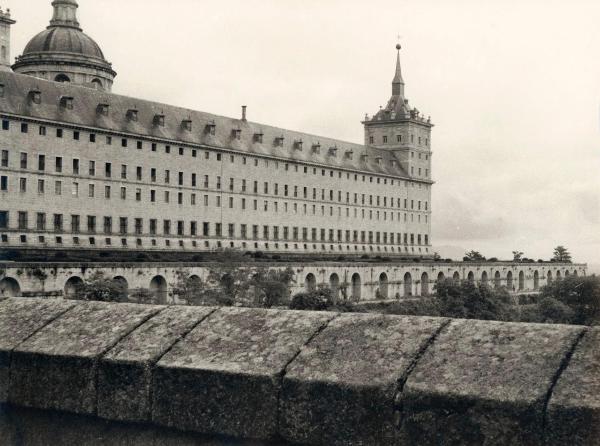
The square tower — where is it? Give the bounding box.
[0,7,15,70]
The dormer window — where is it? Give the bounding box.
[328,147,338,157]
[275,136,285,147]
[182,119,192,131]
[127,109,138,122]
[29,89,41,104]
[345,150,353,160]
[205,121,216,136]
[154,114,165,127]
[253,132,264,143]
[360,154,368,162]
[312,143,321,154]
[59,96,74,110]
[232,128,242,140]
[97,103,109,116]
[390,160,398,167]
[294,140,303,150]
[375,156,383,165]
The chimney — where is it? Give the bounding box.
[241,105,247,122]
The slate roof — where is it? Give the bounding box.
[0,71,428,180]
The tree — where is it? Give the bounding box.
[434,279,516,321]
[540,276,600,325]
[464,250,486,262]
[71,272,127,302]
[553,246,572,263]
[512,251,524,262]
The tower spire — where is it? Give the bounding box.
[49,0,80,30]
[392,44,405,97]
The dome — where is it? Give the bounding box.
[23,27,106,61]
[12,0,116,91]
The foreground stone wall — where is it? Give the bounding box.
[0,298,598,445]
[0,261,587,302]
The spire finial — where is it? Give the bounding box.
[392,41,405,97]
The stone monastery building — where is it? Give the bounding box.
[0,0,434,257]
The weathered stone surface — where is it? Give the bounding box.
[98,305,215,423]
[281,313,448,446]
[9,301,161,414]
[397,319,585,446]
[546,327,600,446]
[0,298,76,402]
[153,307,334,440]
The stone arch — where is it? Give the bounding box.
[378,273,389,299]
[351,273,361,301]
[547,270,552,284]
[467,271,475,283]
[564,271,570,277]
[518,271,525,291]
[329,273,340,300]
[452,271,460,283]
[149,275,168,304]
[573,270,578,277]
[91,78,103,89]
[494,271,501,288]
[421,272,429,296]
[188,274,202,288]
[481,271,489,286]
[506,271,513,290]
[64,276,84,298]
[0,277,21,297]
[305,273,317,292]
[55,73,71,83]
[534,271,540,290]
[112,276,129,301]
[556,270,562,280]
[437,272,445,283]
[404,272,412,297]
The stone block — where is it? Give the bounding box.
[152,307,334,440]
[98,305,215,423]
[9,301,160,414]
[0,298,76,402]
[397,319,585,446]
[281,313,448,446]
[546,327,600,446]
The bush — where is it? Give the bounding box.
[290,288,334,311]
[539,276,600,325]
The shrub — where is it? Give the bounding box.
[290,288,334,311]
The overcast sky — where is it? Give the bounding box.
[6,0,600,267]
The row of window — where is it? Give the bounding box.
[3,118,431,184]
[0,210,430,245]
[1,166,429,211]
[369,133,429,147]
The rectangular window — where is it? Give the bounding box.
[120,186,126,200]
[55,180,62,195]
[71,215,80,233]
[136,166,142,181]
[104,185,111,199]
[151,168,157,182]
[119,217,128,234]
[1,150,7,167]
[135,188,141,201]
[0,211,7,229]
[163,220,171,235]
[20,152,27,169]
[73,159,79,175]
[37,179,44,194]
[38,154,45,171]
[121,164,127,180]
[215,223,222,237]
[21,123,28,134]
[89,160,95,176]
[203,222,209,236]
[105,162,111,178]
[54,214,63,232]
[18,211,28,230]
[190,221,197,236]
[88,184,95,198]
[191,173,197,187]
[103,217,112,234]
[164,170,170,184]
[149,219,157,235]
[177,221,184,236]
[134,218,142,235]
[54,156,62,173]
[87,216,96,234]
[178,171,184,186]
[19,178,26,192]
[1,120,8,131]
[0,175,6,191]
[36,213,46,231]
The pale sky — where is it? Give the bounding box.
[6,0,600,267]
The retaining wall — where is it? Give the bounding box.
[0,298,598,445]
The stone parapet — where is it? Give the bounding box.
[0,298,598,445]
